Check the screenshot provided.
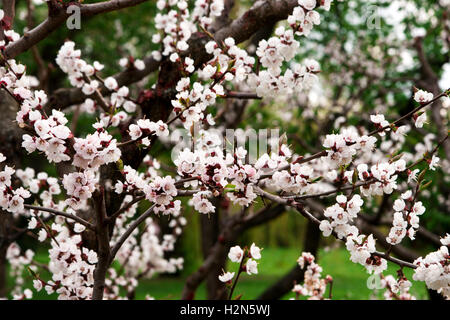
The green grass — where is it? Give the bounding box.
[8,246,428,300]
[134,247,428,300]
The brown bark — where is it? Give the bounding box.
[200,198,227,299]
[0,92,22,167]
[0,17,23,293]
[3,0,150,60]
[92,190,111,300]
[0,212,13,298]
[0,243,8,298]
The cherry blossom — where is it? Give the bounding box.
[0,0,448,302]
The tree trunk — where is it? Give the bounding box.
[0,83,23,298]
[92,191,111,300]
[200,197,228,299]
[0,244,8,298]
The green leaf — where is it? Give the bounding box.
[390,153,404,162]
[27,267,38,279]
[419,180,432,191]
[352,169,358,185]
[417,169,427,183]
[310,176,323,183]
[116,159,124,171]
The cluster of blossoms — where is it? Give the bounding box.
[346,234,387,274]
[411,89,434,128]
[191,191,215,214]
[0,9,20,48]
[171,76,224,130]
[57,42,137,125]
[254,144,292,172]
[113,156,162,189]
[62,170,98,210]
[219,243,262,285]
[6,243,35,299]
[369,114,392,136]
[318,196,387,274]
[72,127,121,169]
[380,274,416,300]
[153,0,224,74]
[5,40,124,172]
[51,41,126,169]
[318,194,387,274]
[291,252,332,300]
[288,0,328,36]
[16,169,61,207]
[272,162,315,194]
[57,42,111,98]
[20,110,72,164]
[386,190,426,245]
[256,27,299,75]
[128,119,169,145]
[175,133,295,209]
[191,0,225,27]
[32,224,99,300]
[319,194,363,239]
[244,0,335,98]
[0,154,31,213]
[176,144,229,189]
[226,147,262,207]
[249,48,320,98]
[114,165,147,195]
[412,235,450,299]
[323,128,377,166]
[154,0,196,58]
[115,165,180,215]
[357,159,407,196]
[176,145,228,185]
[168,36,256,128]
[56,41,103,91]
[167,1,328,127]
[203,37,255,83]
[0,45,77,166]
[144,176,180,214]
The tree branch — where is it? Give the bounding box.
[108,203,156,264]
[3,0,150,59]
[24,204,94,229]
